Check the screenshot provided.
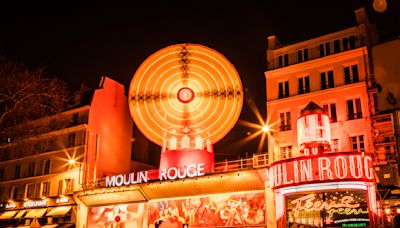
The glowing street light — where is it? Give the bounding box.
[262,125,270,133]
[68,159,76,165]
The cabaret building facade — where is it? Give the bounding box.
[67,43,379,228]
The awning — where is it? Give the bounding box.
[14,210,27,219]
[0,210,17,219]
[46,206,71,217]
[42,225,59,228]
[24,208,47,218]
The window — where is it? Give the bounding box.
[65,179,74,194]
[280,112,291,131]
[0,168,4,180]
[278,81,289,98]
[280,146,293,159]
[25,184,35,199]
[319,42,331,57]
[297,49,308,63]
[331,139,339,152]
[11,186,21,200]
[347,98,362,120]
[58,180,64,195]
[41,182,50,197]
[278,54,289,67]
[323,103,337,123]
[350,135,365,152]
[43,160,51,175]
[343,37,349,51]
[333,40,341,53]
[28,162,35,177]
[344,64,359,84]
[15,164,21,179]
[298,76,310,94]
[373,92,379,112]
[68,133,76,147]
[320,70,334,89]
[58,179,74,195]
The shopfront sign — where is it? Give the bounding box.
[5,202,16,209]
[291,193,368,218]
[105,163,205,187]
[23,199,47,208]
[267,152,374,189]
[56,197,69,204]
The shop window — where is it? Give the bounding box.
[285,191,369,227]
[320,70,334,90]
[280,145,293,159]
[347,98,362,120]
[323,103,337,123]
[298,76,310,94]
[278,80,289,98]
[344,64,359,84]
[41,182,50,197]
[280,111,291,131]
[43,160,51,175]
[351,135,365,152]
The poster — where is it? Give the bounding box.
[88,203,147,228]
[147,191,265,228]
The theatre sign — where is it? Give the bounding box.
[267,152,374,189]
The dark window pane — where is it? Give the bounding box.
[325,43,331,55]
[344,67,351,84]
[304,49,309,61]
[334,40,340,53]
[278,82,283,98]
[319,44,325,57]
[320,72,327,89]
[328,71,334,88]
[347,100,354,120]
[284,81,289,97]
[330,103,337,122]
[352,65,359,82]
[298,50,303,63]
[284,54,289,66]
[305,77,310,93]
[355,98,362,118]
[278,56,283,68]
[298,78,303,94]
[343,38,349,51]
[349,35,356,49]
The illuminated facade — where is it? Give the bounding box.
[0,77,135,227]
[265,7,400,227]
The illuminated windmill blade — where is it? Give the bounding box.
[129,43,243,171]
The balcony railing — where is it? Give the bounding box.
[267,35,365,70]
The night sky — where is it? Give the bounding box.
[0,1,399,161]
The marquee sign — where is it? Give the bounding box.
[267,152,374,189]
[105,163,206,188]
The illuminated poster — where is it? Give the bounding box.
[147,191,265,228]
[286,191,369,227]
[88,203,147,228]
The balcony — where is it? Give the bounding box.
[267,35,365,70]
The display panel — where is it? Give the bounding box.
[285,190,369,227]
[88,203,147,228]
[147,191,265,227]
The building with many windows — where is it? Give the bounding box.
[0,77,135,227]
[265,7,400,226]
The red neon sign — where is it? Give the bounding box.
[267,152,374,189]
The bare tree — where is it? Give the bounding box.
[0,55,70,142]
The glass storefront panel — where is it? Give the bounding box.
[286,190,369,228]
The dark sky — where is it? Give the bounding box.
[0,1,399,160]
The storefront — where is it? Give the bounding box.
[0,196,76,227]
[76,168,266,228]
